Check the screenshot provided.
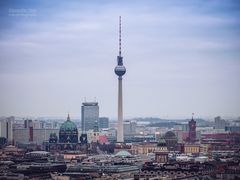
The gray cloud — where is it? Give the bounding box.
[0,0,239,119]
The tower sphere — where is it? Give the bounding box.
[115,65,126,77]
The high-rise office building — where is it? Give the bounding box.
[114,16,126,143]
[99,117,109,129]
[81,102,99,132]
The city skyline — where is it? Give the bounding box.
[0,0,240,118]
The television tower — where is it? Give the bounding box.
[115,16,126,143]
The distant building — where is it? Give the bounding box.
[13,128,59,146]
[24,119,32,128]
[183,144,200,154]
[201,132,240,151]
[14,119,61,146]
[33,120,44,129]
[188,117,196,143]
[87,121,100,143]
[155,139,169,163]
[163,131,178,151]
[225,126,240,132]
[98,117,109,129]
[214,116,228,129]
[106,128,117,142]
[182,123,189,131]
[131,142,162,154]
[48,114,87,152]
[232,119,240,126]
[59,114,78,143]
[45,122,54,129]
[0,116,14,143]
[81,102,99,132]
[124,120,136,135]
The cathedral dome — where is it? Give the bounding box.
[59,114,78,143]
[60,120,77,132]
[163,131,177,151]
[164,131,176,139]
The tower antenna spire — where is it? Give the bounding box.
[119,16,121,56]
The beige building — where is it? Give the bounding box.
[184,144,200,154]
[87,130,100,143]
[0,145,25,156]
[155,146,169,163]
[200,144,210,154]
[131,142,163,154]
[155,152,168,163]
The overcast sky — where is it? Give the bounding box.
[0,0,239,119]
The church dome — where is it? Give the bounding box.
[60,120,77,132]
[163,131,178,151]
[59,114,78,143]
[164,131,176,139]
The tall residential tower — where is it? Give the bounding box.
[114,16,126,142]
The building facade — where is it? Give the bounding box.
[184,144,200,154]
[13,128,59,146]
[188,117,196,143]
[98,117,109,129]
[124,120,136,135]
[155,138,169,163]
[214,116,228,130]
[48,114,88,152]
[163,131,178,151]
[81,102,99,132]
[131,142,163,155]
[0,116,14,143]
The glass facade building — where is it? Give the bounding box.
[98,117,109,129]
[81,102,99,132]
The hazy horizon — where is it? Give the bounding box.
[0,0,239,118]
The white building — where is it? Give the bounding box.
[214,116,228,129]
[124,120,136,135]
[0,116,14,143]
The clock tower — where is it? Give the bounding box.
[188,114,196,143]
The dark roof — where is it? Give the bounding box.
[164,131,177,139]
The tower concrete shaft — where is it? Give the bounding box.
[117,77,124,142]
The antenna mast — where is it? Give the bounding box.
[119,16,121,56]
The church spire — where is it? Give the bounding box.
[67,113,70,121]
